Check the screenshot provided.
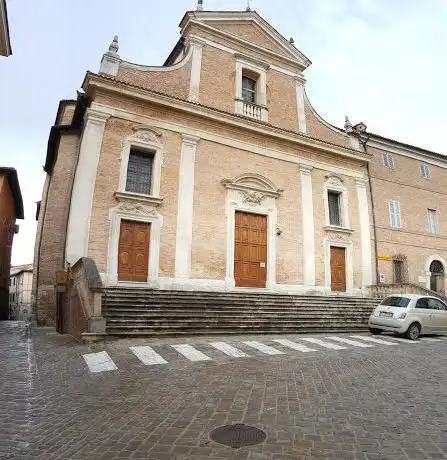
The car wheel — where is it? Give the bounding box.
[369,328,381,335]
[405,323,421,341]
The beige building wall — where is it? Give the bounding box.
[369,144,447,293]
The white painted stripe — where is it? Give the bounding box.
[83,351,118,373]
[325,336,373,348]
[385,336,420,344]
[350,335,399,346]
[130,346,168,365]
[171,344,211,361]
[272,339,317,353]
[242,341,284,355]
[299,337,347,350]
[420,337,443,342]
[209,342,249,358]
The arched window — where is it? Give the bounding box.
[430,260,444,274]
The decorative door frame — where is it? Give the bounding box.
[222,174,283,290]
[324,236,354,294]
[107,202,163,287]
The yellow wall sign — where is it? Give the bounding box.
[378,256,392,261]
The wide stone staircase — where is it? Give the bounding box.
[102,288,380,337]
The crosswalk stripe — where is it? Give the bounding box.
[83,351,118,373]
[242,341,284,355]
[325,336,373,348]
[130,346,168,365]
[171,344,211,361]
[273,339,317,352]
[209,342,249,357]
[299,337,347,350]
[420,337,443,342]
[385,336,420,344]
[350,335,399,346]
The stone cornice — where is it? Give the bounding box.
[83,72,372,164]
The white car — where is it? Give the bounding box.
[368,294,447,340]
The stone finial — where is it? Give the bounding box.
[108,35,119,54]
[289,37,295,45]
[99,34,121,77]
[344,115,353,132]
[246,0,251,11]
[197,0,203,10]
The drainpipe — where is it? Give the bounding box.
[358,133,380,286]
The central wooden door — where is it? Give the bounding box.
[118,220,150,282]
[234,211,267,288]
[330,246,346,292]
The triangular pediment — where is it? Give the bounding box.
[181,11,311,70]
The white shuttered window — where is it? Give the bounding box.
[382,152,395,169]
[388,200,401,228]
[428,209,438,234]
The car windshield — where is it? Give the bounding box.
[380,296,411,307]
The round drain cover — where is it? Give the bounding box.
[209,423,266,449]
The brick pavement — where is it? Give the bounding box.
[1,321,447,460]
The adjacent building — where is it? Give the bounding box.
[0,168,23,319]
[0,0,11,57]
[32,4,447,326]
[9,264,33,319]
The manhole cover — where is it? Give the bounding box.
[209,423,266,448]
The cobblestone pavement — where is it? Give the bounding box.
[2,321,447,460]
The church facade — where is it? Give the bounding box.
[32,5,447,325]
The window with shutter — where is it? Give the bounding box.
[125,148,154,195]
[428,209,438,234]
[382,152,395,169]
[388,200,401,228]
[420,163,430,178]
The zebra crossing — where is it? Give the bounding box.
[82,334,445,374]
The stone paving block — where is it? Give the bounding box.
[2,323,447,460]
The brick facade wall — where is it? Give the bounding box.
[117,59,192,100]
[0,175,15,319]
[34,134,80,325]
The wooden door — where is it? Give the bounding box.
[118,220,150,282]
[330,246,346,292]
[234,212,267,288]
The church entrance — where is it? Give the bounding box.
[234,211,267,288]
[118,220,150,282]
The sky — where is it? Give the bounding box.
[1,0,446,266]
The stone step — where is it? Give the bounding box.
[104,293,380,303]
[104,303,374,313]
[104,290,379,301]
[104,299,378,307]
[104,310,371,318]
[105,324,368,334]
[106,316,367,323]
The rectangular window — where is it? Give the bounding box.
[382,152,395,169]
[242,76,256,104]
[388,200,401,228]
[428,209,438,234]
[328,191,342,226]
[420,163,430,178]
[125,149,154,195]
